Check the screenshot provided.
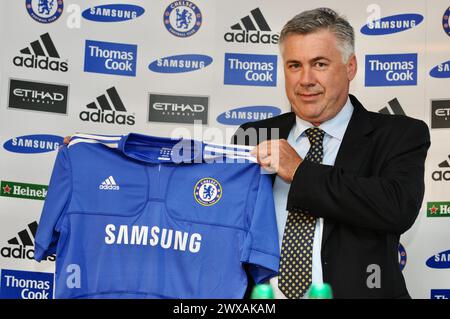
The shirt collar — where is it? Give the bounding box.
[293,96,354,141]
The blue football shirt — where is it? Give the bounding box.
[34,133,279,298]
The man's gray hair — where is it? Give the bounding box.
[279,8,355,63]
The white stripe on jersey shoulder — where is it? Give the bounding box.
[68,133,123,149]
[203,142,256,163]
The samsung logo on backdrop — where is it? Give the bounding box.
[148,54,212,73]
[82,4,145,22]
[426,249,450,269]
[3,135,63,154]
[361,14,423,35]
[217,106,281,125]
[430,60,450,78]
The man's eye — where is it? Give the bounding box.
[289,63,300,69]
[315,62,327,68]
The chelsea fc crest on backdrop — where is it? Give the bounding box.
[26,0,64,24]
[194,178,222,206]
[164,1,202,37]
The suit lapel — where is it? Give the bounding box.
[278,113,296,140]
[321,95,374,249]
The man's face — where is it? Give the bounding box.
[281,30,357,125]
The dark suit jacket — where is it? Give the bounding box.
[232,95,430,298]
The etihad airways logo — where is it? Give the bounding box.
[224,7,279,44]
[8,79,68,115]
[431,99,450,129]
[148,93,209,124]
[104,224,202,253]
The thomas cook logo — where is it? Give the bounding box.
[164,1,202,37]
[26,0,64,24]
[194,178,222,206]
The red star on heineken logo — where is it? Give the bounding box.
[2,184,11,194]
[429,205,438,214]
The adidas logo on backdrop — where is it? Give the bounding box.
[1,221,55,261]
[99,176,120,190]
[224,8,279,44]
[432,156,450,181]
[79,87,135,125]
[378,98,406,115]
[13,33,68,72]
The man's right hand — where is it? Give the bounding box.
[63,136,72,145]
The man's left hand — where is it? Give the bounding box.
[251,139,302,183]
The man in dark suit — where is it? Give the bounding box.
[233,8,430,298]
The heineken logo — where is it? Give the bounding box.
[427,202,450,217]
[1,181,48,200]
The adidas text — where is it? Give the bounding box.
[1,245,55,261]
[99,184,120,190]
[80,110,135,125]
[224,31,279,44]
[13,55,68,72]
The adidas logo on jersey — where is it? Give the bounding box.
[99,176,120,190]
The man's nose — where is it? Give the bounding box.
[299,67,316,87]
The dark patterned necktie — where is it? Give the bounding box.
[278,127,325,299]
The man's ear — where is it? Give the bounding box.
[347,54,357,81]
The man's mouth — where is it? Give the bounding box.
[298,92,322,100]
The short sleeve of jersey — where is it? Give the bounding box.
[241,171,279,284]
[34,146,72,262]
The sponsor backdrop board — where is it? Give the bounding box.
[0,0,449,299]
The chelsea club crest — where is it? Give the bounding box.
[443,6,450,37]
[26,0,64,24]
[194,178,222,206]
[164,1,202,37]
